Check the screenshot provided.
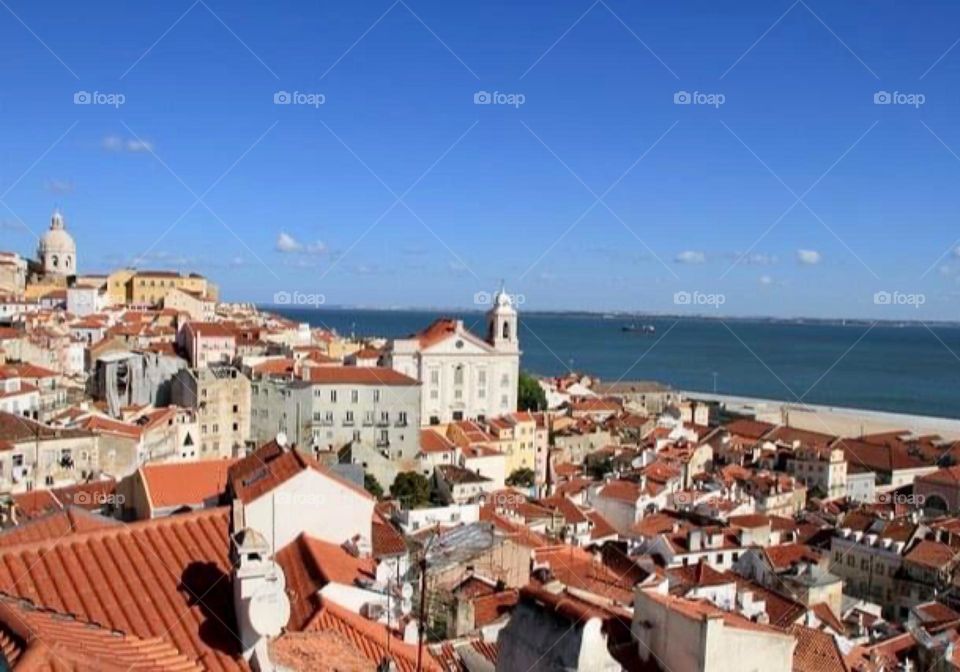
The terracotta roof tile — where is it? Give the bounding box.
[304,367,418,386]
[787,623,848,672]
[0,507,244,671]
[0,593,204,671]
[140,459,236,510]
[300,597,442,672]
[0,507,122,548]
[228,441,373,505]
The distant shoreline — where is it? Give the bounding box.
[258,304,960,329]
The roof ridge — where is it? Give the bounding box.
[0,505,229,555]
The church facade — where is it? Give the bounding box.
[385,289,521,425]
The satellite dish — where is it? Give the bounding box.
[275,432,288,448]
[401,583,413,600]
[248,584,291,637]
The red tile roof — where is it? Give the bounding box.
[905,540,957,570]
[414,319,460,349]
[472,589,519,627]
[0,507,244,671]
[787,623,848,672]
[371,514,407,558]
[420,429,456,454]
[0,506,121,548]
[0,593,204,671]
[297,597,442,672]
[184,322,235,338]
[228,440,374,505]
[140,459,236,510]
[304,366,418,386]
[532,546,636,605]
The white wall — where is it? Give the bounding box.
[243,468,374,553]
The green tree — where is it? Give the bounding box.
[390,471,432,508]
[364,473,384,499]
[506,468,535,488]
[518,371,547,412]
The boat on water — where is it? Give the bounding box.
[621,323,656,334]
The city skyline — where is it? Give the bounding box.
[2,1,960,319]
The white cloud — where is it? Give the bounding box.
[276,232,303,253]
[759,274,774,286]
[675,250,706,264]
[276,232,326,255]
[796,249,822,265]
[103,135,153,153]
[126,139,153,153]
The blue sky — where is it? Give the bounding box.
[2,0,960,319]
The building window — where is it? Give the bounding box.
[373,389,381,403]
[454,366,464,386]
[330,390,337,403]
[351,390,359,403]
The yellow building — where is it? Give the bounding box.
[106,269,217,307]
[487,413,538,477]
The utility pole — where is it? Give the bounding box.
[416,524,441,672]
[416,551,427,672]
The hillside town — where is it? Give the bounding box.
[3,212,960,672]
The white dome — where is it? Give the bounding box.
[39,227,76,254]
[37,209,77,275]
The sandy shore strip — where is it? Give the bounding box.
[685,391,960,441]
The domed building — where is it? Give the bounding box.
[37,209,77,276]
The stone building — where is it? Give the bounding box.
[172,364,251,459]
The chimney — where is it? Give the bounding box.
[231,528,291,671]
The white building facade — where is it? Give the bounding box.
[385,289,520,425]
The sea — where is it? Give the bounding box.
[271,308,960,420]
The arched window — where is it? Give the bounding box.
[51,255,59,268]
[64,257,71,268]
[502,321,511,340]
[454,365,464,385]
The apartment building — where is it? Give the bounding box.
[106,269,217,307]
[250,366,420,486]
[172,364,251,459]
[178,321,236,368]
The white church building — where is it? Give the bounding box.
[385,288,520,425]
